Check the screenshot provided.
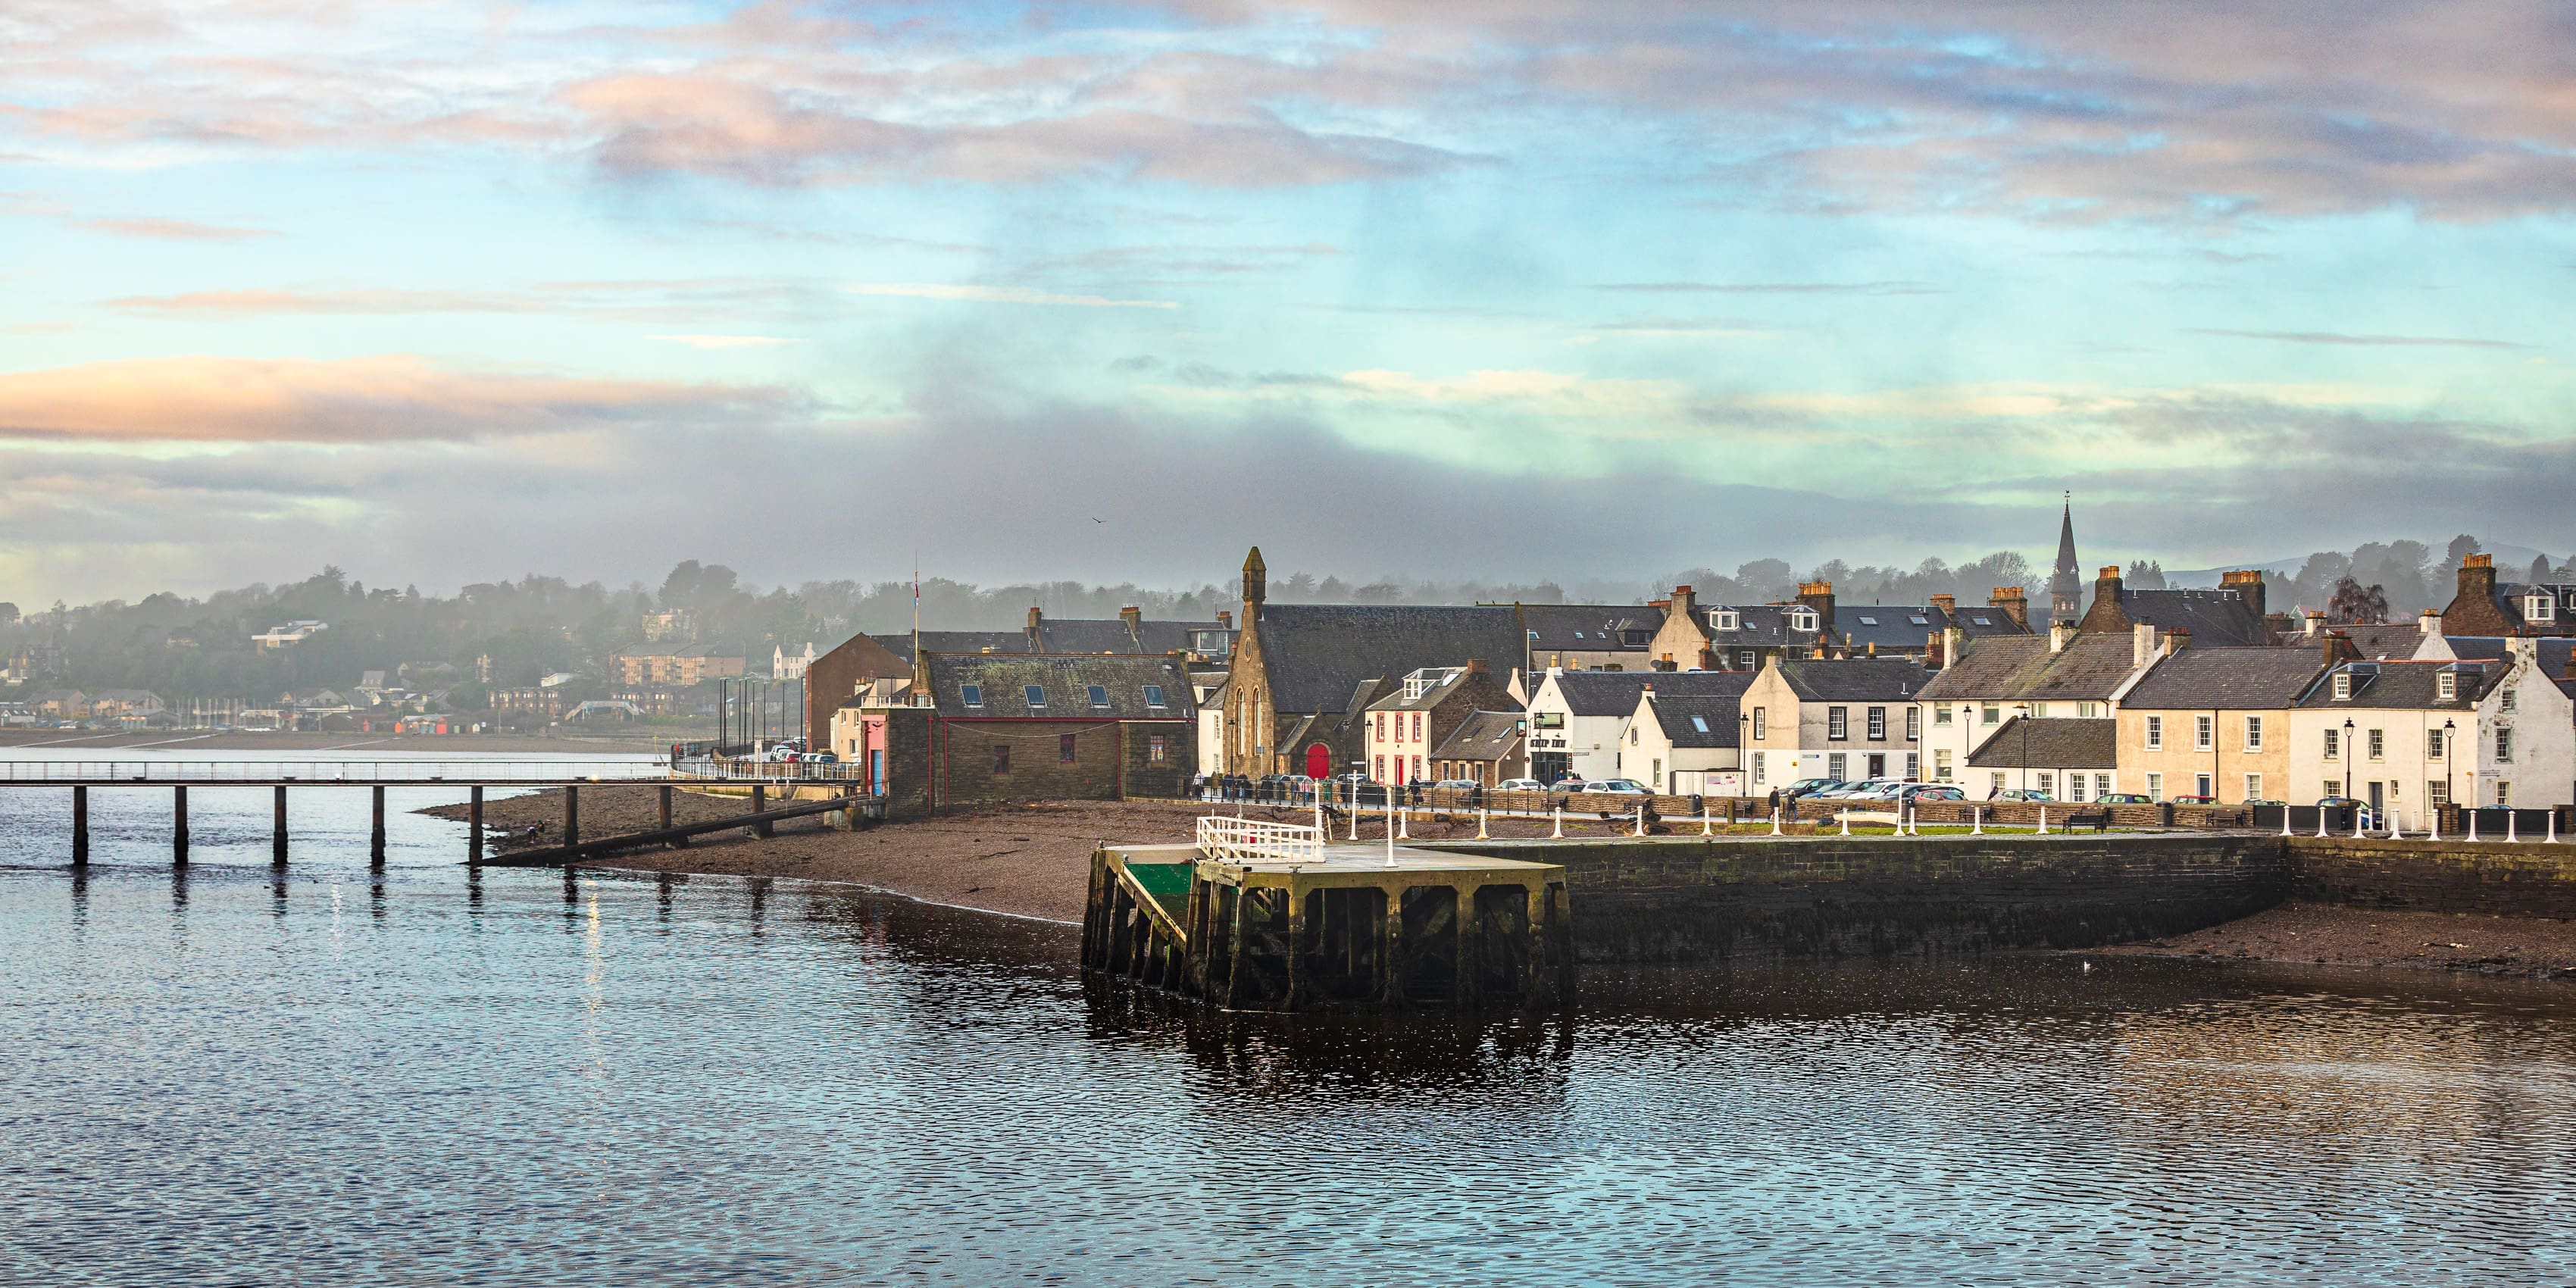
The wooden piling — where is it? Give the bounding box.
[467,786,484,863]
[272,785,288,866]
[173,786,189,867]
[370,785,387,868]
[658,785,678,848]
[563,785,580,848]
[71,785,89,868]
[751,784,771,838]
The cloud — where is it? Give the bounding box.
[102,280,838,322]
[0,355,808,444]
[2184,328,2534,351]
[75,216,274,241]
[1593,280,1940,295]
[647,334,801,349]
[850,284,1180,310]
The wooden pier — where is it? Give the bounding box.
[1083,818,1571,1012]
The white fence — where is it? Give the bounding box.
[0,759,667,783]
[1196,815,1326,863]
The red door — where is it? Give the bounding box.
[1305,742,1332,779]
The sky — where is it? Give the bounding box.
[5,0,2576,605]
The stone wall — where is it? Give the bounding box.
[2286,836,2576,919]
[1421,833,2288,963]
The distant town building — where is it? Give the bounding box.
[774,642,818,680]
[2440,553,2576,638]
[612,643,746,686]
[252,621,327,649]
[1740,656,1933,790]
[834,652,1197,813]
[641,607,701,642]
[1361,662,1519,785]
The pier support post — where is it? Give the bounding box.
[272,785,289,866]
[467,786,484,863]
[370,786,387,868]
[563,785,580,849]
[660,786,681,847]
[72,785,89,868]
[173,786,189,867]
[752,784,771,838]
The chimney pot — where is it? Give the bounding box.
[1466,658,1489,676]
[1215,610,1232,630]
[1026,606,1043,631]
[2420,609,2440,636]
[1118,605,1141,627]
[1987,586,2030,630]
[2465,553,2493,568]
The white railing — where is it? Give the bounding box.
[671,756,870,783]
[1196,815,1326,863]
[0,759,666,783]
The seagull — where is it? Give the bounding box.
[1092,517,1103,523]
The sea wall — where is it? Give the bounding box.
[1420,834,2290,964]
[2285,837,2576,920]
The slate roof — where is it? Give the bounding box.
[1546,669,1746,716]
[1644,684,1755,749]
[1365,667,1518,714]
[1430,710,1527,763]
[2277,622,2427,659]
[2106,588,2267,647]
[1036,618,1231,655]
[921,653,1196,719]
[1518,604,1664,654]
[1249,604,1525,714]
[1699,602,2021,654]
[1916,634,2140,703]
[1968,717,2118,770]
[2120,647,2327,710]
[2291,659,2503,711]
[876,630,1030,656]
[1700,603,1825,651]
[1773,657,1934,702]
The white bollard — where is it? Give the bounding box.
[1552,805,1564,839]
[1315,797,1325,838]
[2389,812,2404,841]
[2507,811,2519,843]
[1771,808,1784,837]
[1971,806,1983,836]
[1386,798,1397,866]
[2468,810,2479,843]
[2037,805,2048,836]
[2429,808,2441,842]
[1634,805,1647,837]
[1702,803,1714,837]
[1839,810,1852,837]
[2315,808,2329,839]
[2552,812,2562,844]
[1478,807,1490,839]
[2280,807,2293,838]
[1349,800,1359,841]
[1398,806,1410,841]
[2352,808,2365,839]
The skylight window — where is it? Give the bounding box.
[960,684,983,708]
[1024,685,1048,708]
[1690,716,1709,733]
[1087,685,1110,708]
[1910,614,1928,626]
[1972,616,1992,626]
[1858,615,1878,627]
[1143,684,1165,708]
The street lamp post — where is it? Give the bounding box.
[2443,717,2457,824]
[2016,702,2031,797]
[2342,717,2355,802]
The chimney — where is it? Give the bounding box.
[2049,621,2076,653]
[1940,624,1965,671]
[2162,628,2190,656]
[1930,592,1957,618]
[1988,586,2029,630]
[1797,580,1836,635]
[2302,611,2324,639]
[1216,610,1232,630]
[2459,552,2496,605]
[1466,658,1489,676]
[1670,584,1696,624]
[1865,641,1877,657]
[2132,623,2159,668]
[2221,568,2267,622]
[1118,605,1142,629]
[1025,605,1043,648]
[2321,630,2361,669]
[2418,609,2440,637]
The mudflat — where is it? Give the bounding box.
[2096,900,2576,979]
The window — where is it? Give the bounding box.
[2324,780,2340,799]
[960,683,984,709]
[1982,703,2000,727]
[2244,773,2262,802]
[1087,684,1110,708]
[1373,755,1385,780]
[2368,728,2384,761]
[1059,733,1078,763]
[1827,752,1847,781]
[1630,727,1640,746]
[2244,716,2262,751]
[1910,614,1929,627]
[2529,595,2556,624]
[1934,749,1953,780]
[2502,688,2518,713]
[1828,707,1849,740]
[2333,672,2352,700]
[1374,713,1386,742]
[1752,708,1767,739]
[1867,707,1887,740]
[1752,752,1767,785]
[1973,616,1992,627]
[1788,608,1818,633]
[1738,649,1758,669]
[2496,728,2515,762]
[2036,772,2054,796]
[1535,711,1564,728]
[2323,728,2340,761]
[2197,774,2212,797]
[1907,753,1920,779]
[1412,713,1423,741]
[2437,671,2456,702]
[2195,715,2214,751]
[2030,702,2049,718]
[1991,771,2007,794]
[993,744,1011,774]
[2145,715,2162,750]
[1690,715,1710,733]
[2429,779,2449,805]
[1858,615,1879,627]
[2069,775,2087,802]
[2078,702,2102,718]
[1906,707,1921,740]
[2146,772,2163,799]
[1024,685,1047,709]
[1148,735,1167,763]
[2496,780,2513,806]
[1710,610,1740,631]
[2096,774,2112,799]
[1935,703,1954,727]
[1143,684,1166,708]
[2428,729,2446,759]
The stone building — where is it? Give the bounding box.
[1643,582,2027,674]
[1966,717,2118,802]
[1739,657,1934,791]
[1518,603,1665,673]
[1215,547,1526,777]
[832,652,1196,812]
[1360,661,1520,785]
[1428,711,1530,786]
[2439,553,2576,637]
[612,643,746,686]
[1915,627,2160,789]
[2073,565,2271,647]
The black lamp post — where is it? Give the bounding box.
[2443,717,2457,818]
[2016,702,2031,796]
[2342,717,2355,800]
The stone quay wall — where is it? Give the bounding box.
[2284,837,2576,921]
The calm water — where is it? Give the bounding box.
[5,757,2576,1283]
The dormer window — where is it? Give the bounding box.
[2437,671,2456,702]
[1787,609,1818,633]
[1710,610,1740,632]
[2528,594,2556,624]
[2332,673,2352,700]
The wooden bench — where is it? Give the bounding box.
[2062,808,2112,833]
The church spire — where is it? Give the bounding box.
[2049,493,2082,626]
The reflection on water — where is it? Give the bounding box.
[5,846,2576,1283]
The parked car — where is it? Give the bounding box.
[802,750,838,764]
[1430,779,1483,791]
[2168,794,2217,805]
[2246,799,2288,808]
[2096,792,2152,805]
[1580,779,1650,795]
[1496,778,1546,792]
[1992,788,2054,802]
[1899,783,1965,802]
[1815,779,1894,800]
[1779,778,1837,801]
[2315,796,2376,826]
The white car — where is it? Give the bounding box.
[1496,778,1546,792]
[1579,779,1650,795]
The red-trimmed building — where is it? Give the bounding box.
[833,652,1197,815]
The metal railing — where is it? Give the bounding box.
[1196,815,1326,863]
[671,756,871,783]
[0,759,666,783]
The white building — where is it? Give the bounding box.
[1524,669,1745,784]
[1740,656,1932,792]
[1622,677,1755,795]
[1914,626,2158,790]
[252,621,326,650]
[2285,656,2505,824]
